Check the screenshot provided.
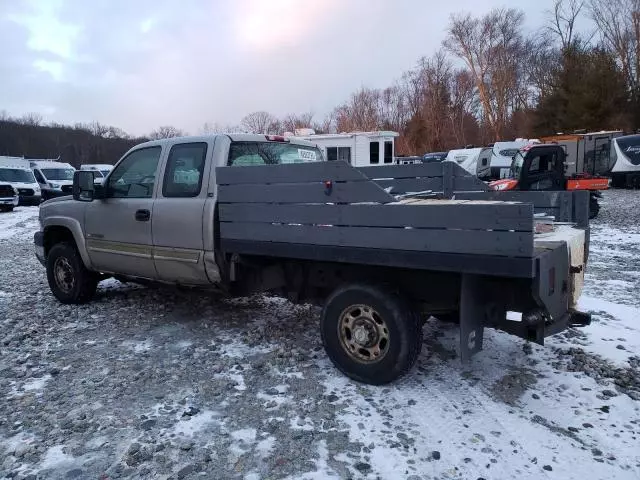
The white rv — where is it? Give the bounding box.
[610,134,640,188]
[290,130,398,167]
[0,156,41,205]
[30,160,76,200]
[444,147,492,177]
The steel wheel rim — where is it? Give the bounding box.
[338,304,390,363]
[54,257,75,293]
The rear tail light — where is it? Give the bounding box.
[265,135,288,142]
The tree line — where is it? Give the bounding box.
[1,0,638,163]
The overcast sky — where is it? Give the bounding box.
[1,0,555,136]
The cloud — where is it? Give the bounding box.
[0,0,552,136]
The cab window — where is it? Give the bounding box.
[107,147,162,198]
[162,143,207,197]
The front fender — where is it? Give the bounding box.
[42,216,93,269]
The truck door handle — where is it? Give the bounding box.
[135,209,150,221]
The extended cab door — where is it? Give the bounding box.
[84,146,163,279]
[520,147,564,191]
[152,141,213,284]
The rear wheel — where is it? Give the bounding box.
[46,242,98,304]
[321,284,422,385]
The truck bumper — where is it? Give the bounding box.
[19,194,42,206]
[0,196,18,207]
[544,309,591,337]
[34,231,46,266]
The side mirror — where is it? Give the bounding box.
[73,170,95,202]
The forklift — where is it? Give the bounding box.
[488,143,608,219]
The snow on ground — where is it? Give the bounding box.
[0,190,639,479]
[0,206,39,240]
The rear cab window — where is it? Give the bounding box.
[228,141,324,166]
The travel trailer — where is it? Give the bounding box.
[610,134,640,188]
[0,156,41,205]
[539,130,624,177]
[444,147,492,178]
[289,129,398,167]
[30,160,76,200]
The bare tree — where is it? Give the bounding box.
[240,111,281,134]
[200,122,246,134]
[444,8,529,140]
[333,87,382,132]
[19,112,43,126]
[0,110,10,121]
[148,125,185,139]
[589,0,639,95]
[281,112,315,133]
[548,0,585,48]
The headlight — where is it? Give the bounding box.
[49,183,61,189]
[13,187,19,195]
[493,183,510,190]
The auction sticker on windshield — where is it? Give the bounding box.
[298,149,317,161]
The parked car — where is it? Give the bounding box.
[0,182,19,212]
[0,157,41,205]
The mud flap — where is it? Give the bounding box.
[459,274,485,362]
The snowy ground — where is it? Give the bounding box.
[0,190,639,480]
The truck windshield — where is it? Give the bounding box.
[510,151,525,178]
[228,142,324,166]
[0,168,36,183]
[41,168,75,181]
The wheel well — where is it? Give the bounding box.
[44,226,76,256]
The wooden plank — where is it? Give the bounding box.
[453,175,489,192]
[220,222,533,257]
[221,239,537,278]
[357,163,444,178]
[216,160,366,185]
[219,203,534,231]
[217,181,394,204]
[454,191,571,208]
[370,177,443,194]
[442,161,454,198]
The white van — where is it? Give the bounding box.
[30,160,76,200]
[80,164,114,184]
[0,156,41,205]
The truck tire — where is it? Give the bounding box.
[589,194,600,219]
[321,284,423,385]
[46,242,98,304]
[0,206,13,212]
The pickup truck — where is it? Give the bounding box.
[0,183,19,212]
[34,134,593,385]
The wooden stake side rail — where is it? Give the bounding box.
[216,161,535,266]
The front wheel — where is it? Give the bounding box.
[321,284,423,385]
[46,242,98,304]
[0,205,14,212]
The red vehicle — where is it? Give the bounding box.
[489,144,608,219]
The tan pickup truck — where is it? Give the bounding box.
[34,134,592,385]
